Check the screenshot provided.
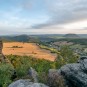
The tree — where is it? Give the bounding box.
[55,45,79,68]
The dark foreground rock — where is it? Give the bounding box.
[58,56,87,87]
[8,79,49,87]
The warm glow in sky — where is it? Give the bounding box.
[0,0,87,35]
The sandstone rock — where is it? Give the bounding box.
[48,56,87,87]
[8,79,49,87]
[27,83,48,87]
[28,67,38,82]
[58,56,87,87]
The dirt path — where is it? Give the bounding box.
[3,42,57,61]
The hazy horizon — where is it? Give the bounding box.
[0,33,87,36]
[0,0,87,35]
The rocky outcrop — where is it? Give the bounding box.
[58,56,87,87]
[48,56,87,87]
[28,67,38,82]
[8,79,49,87]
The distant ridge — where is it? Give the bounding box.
[0,35,40,42]
[13,35,29,42]
[0,35,30,42]
[64,33,80,38]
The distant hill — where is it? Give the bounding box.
[64,34,80,38]
[0,34,57,42]
[0,35,40,42]
[12,35,30,42]
[78,34,87,38]
[1,34,87,42]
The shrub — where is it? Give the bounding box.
[0,63,14,87]
[11,46,23,48]
[14,57,31,78]
[6,55,55,79]
[55,46,79,68]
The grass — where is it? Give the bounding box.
[3,42,56,61]
[39,44,60,54]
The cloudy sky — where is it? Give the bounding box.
[0,0,87,35]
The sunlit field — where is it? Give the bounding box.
[3,42,57,61]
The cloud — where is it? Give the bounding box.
[19,0,34,10]
[0,0,87,34]
[83,27,87,30]
[32,0,87,29]
[0,6,37,29]
[47,0,87,22]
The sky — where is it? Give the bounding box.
[0,0,87,35]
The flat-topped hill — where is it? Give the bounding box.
[64,33,80,38]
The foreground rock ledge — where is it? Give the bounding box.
[58,56,87,87]
[8,79,49,87]
[8,56,87,87]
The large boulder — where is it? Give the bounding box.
[58,56,87,87]
[8,79,49,87]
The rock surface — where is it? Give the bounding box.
[28,67,38,82]
[8,79,49,87]
[58,56,87,87]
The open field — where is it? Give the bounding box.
[3,42,57,61]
